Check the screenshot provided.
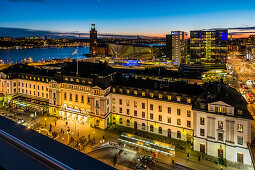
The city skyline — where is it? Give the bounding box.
[1,0,255,38]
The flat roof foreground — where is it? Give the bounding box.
[0,116,113,170]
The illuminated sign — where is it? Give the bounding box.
[66,107,81,113]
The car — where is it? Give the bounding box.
[17,118,25,124]
[138,155,155,165]
[0,112,7,116]
[136,164,149,170]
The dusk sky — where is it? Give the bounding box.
[1,0,255,37]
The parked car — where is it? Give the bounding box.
[0,112,7,116]
[17,118,25,124]
[136,164,149,170]
[138,155,155,165]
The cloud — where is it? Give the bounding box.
[0,27,147,39]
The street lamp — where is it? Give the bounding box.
[44,118,47,126]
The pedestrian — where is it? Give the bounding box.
[187,153,189,161]
[198,155,201,162]
[55,121,56,126]
[66,121,68,126]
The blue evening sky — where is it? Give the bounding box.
[0,0,255,36]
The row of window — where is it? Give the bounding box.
[115,118,182,138]
[18,88,48,98]
[114,106,191,118]
[63,93,89,103]
[18,75,50,82]
[112,89,192,103]
[200,117,243,133]
[17,82,48,91]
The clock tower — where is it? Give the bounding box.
[90,20,97,56]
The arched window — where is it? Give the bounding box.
[142,123,145,130]
[177,131,181,138]
[159,127,162,134]
[127,119,130,126]
[150,125,154,132]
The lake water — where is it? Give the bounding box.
[0,47,90,63]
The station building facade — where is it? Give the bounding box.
[0,63,253,166]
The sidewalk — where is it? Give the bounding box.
[1,109,253,170]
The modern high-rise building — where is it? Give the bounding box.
[248,35,255,45]
[190,29,228,63]
[166,31,187,66]
[90,21,97,55]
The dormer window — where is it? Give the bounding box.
[150,92,154,97]
[187,98,191,103]
[158,94,162,99]
[76,79,79,83]
[112,88,115,92]
[126,89,130,94]
[238,110,243,115]
[119,88,123,93]
[177,96,181,102]
[134,90,137,95]
[168,95,172,100]
[142,91,145,96]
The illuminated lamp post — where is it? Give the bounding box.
[44,118,47,126]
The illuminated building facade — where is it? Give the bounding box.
[190,29,228,63]
[166,31,187,66]
[90,21,97,55]
[0,63,252,165]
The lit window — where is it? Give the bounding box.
[112,88,115,92]
[126,100,130,106]
[237,124,243,133]
[200,117,205,125]
[158,94,162,99]
[168,95,172,100]
[113,98,115,104]
[150,92,154,97]
[142,91,145,96]
[218,121,223,129]
[177,96,181,102]
[126,89,130,94]
[134,90,137,95]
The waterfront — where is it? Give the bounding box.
[0,47,89,63]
